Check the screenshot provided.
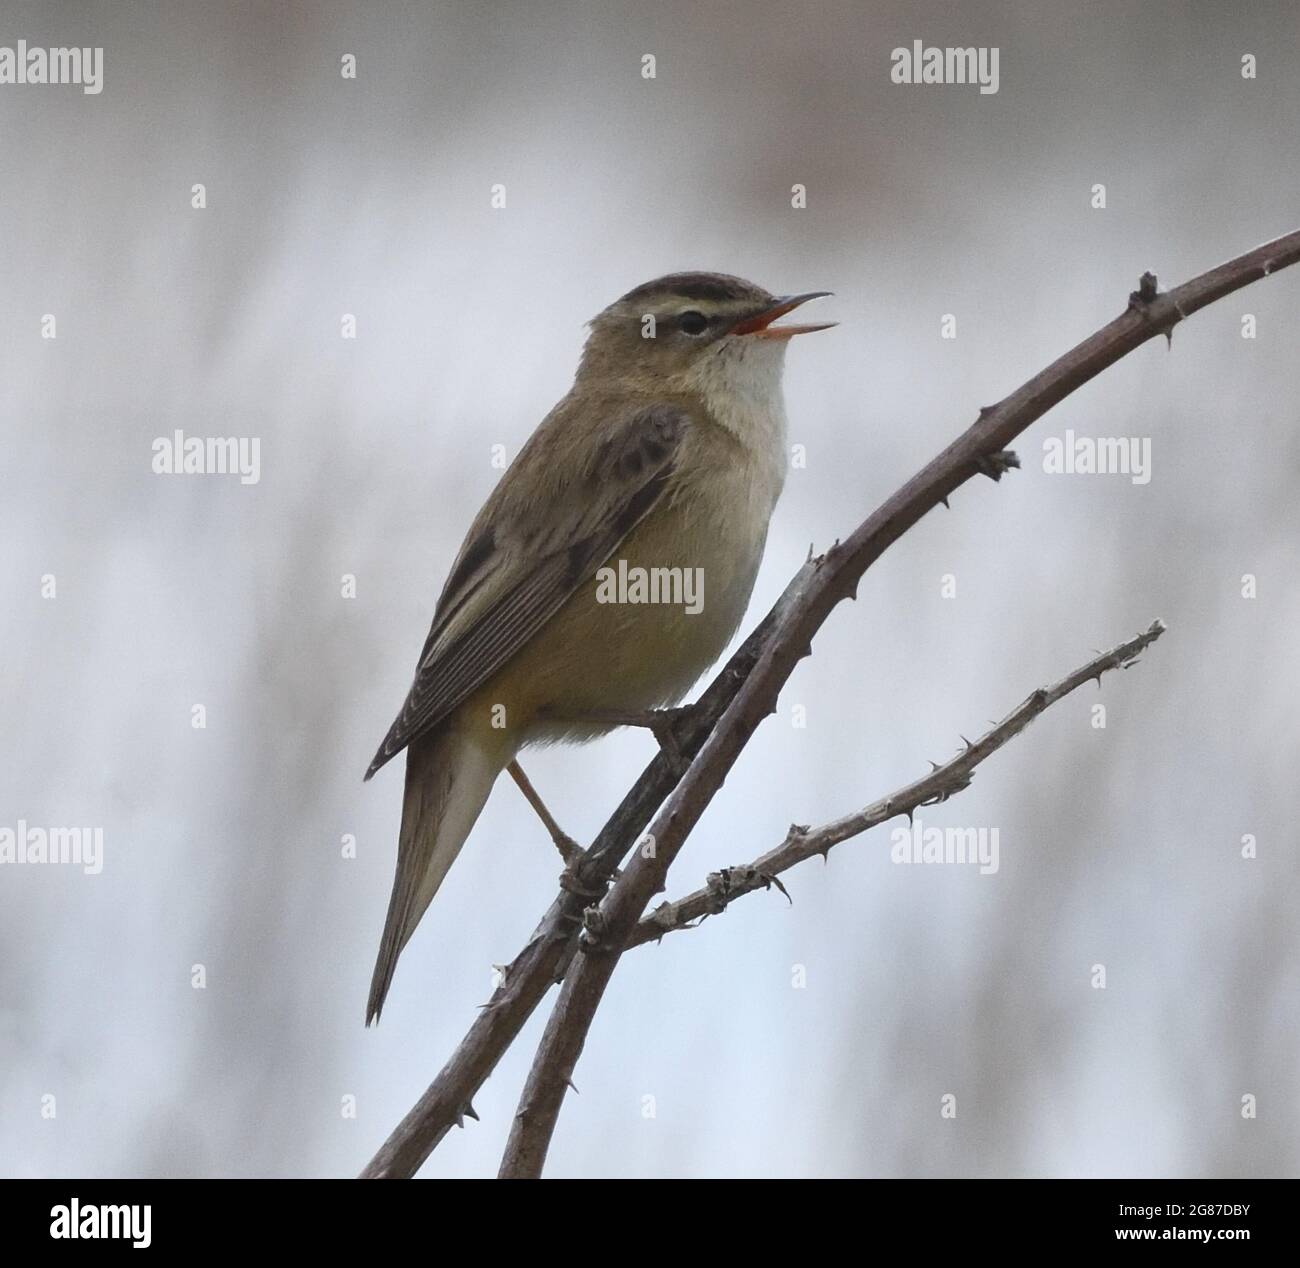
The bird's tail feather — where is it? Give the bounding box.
[366,725,505,1024]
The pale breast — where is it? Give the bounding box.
[506,419,785,743]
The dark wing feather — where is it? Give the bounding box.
[365,402,688,778]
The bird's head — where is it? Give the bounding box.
[577,272,834,402]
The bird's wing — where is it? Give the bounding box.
[365,401,690,778]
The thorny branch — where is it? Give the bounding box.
[361,228,1300,1180]
[626,619,1166,950]
[358,571,811,1178]
[498,623,1171,1180]
[492,229,1300,1180]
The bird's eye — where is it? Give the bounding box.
[677,310,709,336]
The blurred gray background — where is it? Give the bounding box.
[2,0,1297,1178]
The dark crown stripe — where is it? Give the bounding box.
[617,272,766,307]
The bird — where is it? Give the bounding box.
[363,271,834,1022]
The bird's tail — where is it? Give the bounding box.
[366,724,507,1024]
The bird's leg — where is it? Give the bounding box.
[541,705,692,772]
[507,760,582,866]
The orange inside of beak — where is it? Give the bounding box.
[730,292,836,339]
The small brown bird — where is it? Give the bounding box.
[364,272,833,1022]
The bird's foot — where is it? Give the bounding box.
[558,858,608,904]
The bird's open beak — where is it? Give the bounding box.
[730,291,836,339]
